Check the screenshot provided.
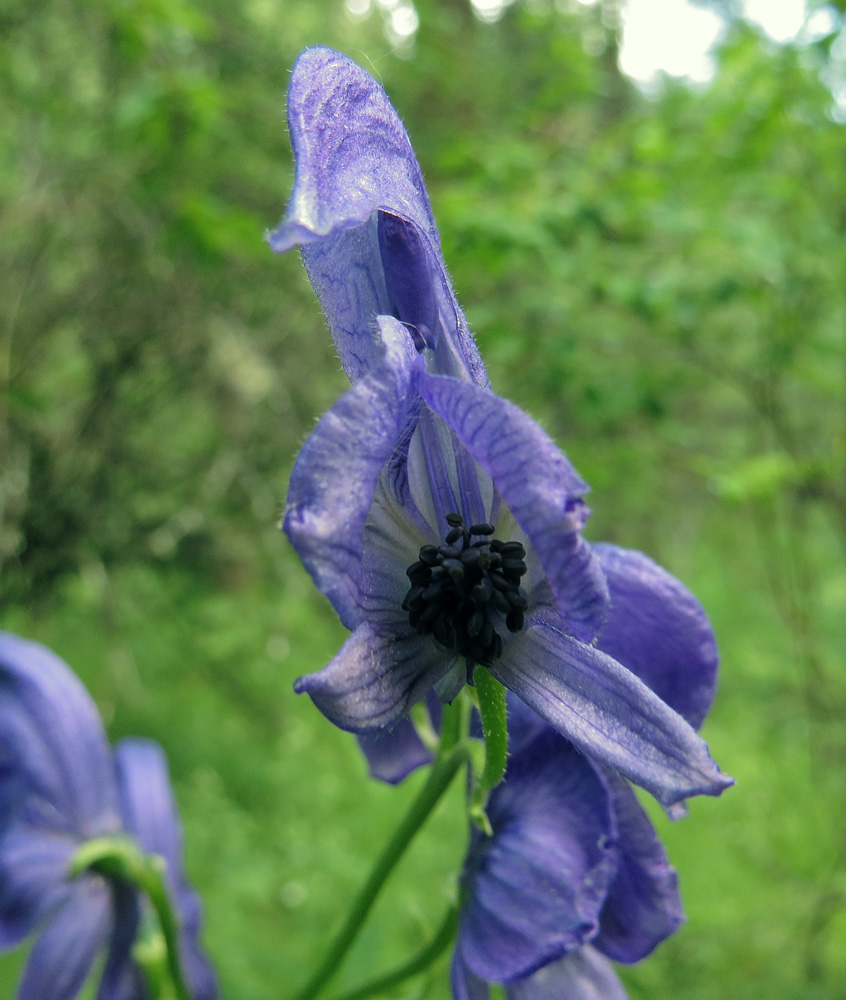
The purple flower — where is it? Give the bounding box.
[450,727,633,1000]
[0,633,217,1000]
[451,707,685,1000]
[269,47,730,810]
[362,546,721,998]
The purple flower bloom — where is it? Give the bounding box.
[452,694,685,993]
[0,633,217,1000]
[451,706,686,1000]
[450,727,633,1000]
[269,46,731,809]
[363,546,721,998]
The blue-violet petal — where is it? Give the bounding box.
[456,731,617,982]
[593,544,718,730]
[0,633,119,839]
[490,617,733,810]
[18,877,111,1000]
[283,316,420,630]
[294,622,455,732]
[504,945,628,1000]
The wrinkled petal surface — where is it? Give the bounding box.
[456,730,617,982]
[0,826,76,948]
[283,317,420,629]
[294,622,454,732]
[594,544,719,729]
[593,771,684,963]
[269,47,437,257]
[18,876,110,1000]
[0,633,119,839]
[269,48,488,383]
[114,738,218,1000]
[419,376,608,642]
[491,617,733,810]
[504,946,628,1000]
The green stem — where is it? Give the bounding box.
[326,906,459,1000]
[474,669,509,790]
[141,856,193,1000]
[438,694,465,754]
[132,914,172,1000]
[69,837,192,1000]
[292,732,469,1000]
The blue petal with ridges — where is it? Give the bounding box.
[593,544,718,730]
[18,877,110,1000]
[94,881,140,1000]
[490,617,733,810]
[114,738,218,1000]
[268,48,486,386]
[269,47,438,254]
[283,316,421,630]
[456,731,617,982]
[593,770,684,962]
[294,622,454,732]
[0,826,76,949]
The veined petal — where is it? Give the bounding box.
[18,876,110,1000]
[593,771,684,963]
[593,544,719,730]
[376,212,487,385]
[504,946,628,1000]
[419,376,608,642]
[294,622,454,732]
[0,826,76,948]
[269,47,438,258]
[503,692,547,758]
[490,618,733,810]
[267,48,437,381]
[283,316,421,630]
[457,731,617,983]
[294,221,393,382]
[0,634,119,838]
[268,47,486,384]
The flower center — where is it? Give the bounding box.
[402,513,529,666]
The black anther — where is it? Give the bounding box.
[403,512,529,666]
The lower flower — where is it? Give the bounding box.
[451,713,683,1000]
[357,545,726,998]
[0,633,217,1000]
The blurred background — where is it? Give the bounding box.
[1,0,845,996]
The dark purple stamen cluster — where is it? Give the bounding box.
[402,513,529,665]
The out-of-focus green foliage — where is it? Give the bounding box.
[1,0,845,997]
